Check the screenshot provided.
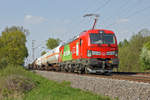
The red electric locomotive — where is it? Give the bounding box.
[59,29,119,74]
[30,14,119,74]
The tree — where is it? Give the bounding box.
[140,42,150,70]
[118,28,150,72]
[138,28,150,37]
[0,26,28,68]
[118,39,129,48]
[46,38,61,49]
[0,40,7,68]
[41,51,46,56]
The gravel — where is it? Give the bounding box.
[35,71,150,100]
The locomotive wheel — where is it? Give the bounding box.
[64,64,68,72]
[85,67,89,74]
[77,64,84,74]
[60,64,65,72]
[77,70,82,74]
[104,72,112,76]
[65,69,68,72]
[68,64,72,72]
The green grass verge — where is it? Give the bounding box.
[0,65,113,100]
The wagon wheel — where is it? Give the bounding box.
[57,64,61,72]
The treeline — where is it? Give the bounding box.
[118,29,150,72]
[1,26,150,72]
[41,37,61,56]
[0,26,28,68]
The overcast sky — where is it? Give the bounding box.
[0,0,150,62]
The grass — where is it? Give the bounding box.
[0,65,113,100]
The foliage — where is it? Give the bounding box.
[0,65,36,100]
[140,42,150,70]
[0,26,28,68]
[41,51,46,56]
[118,28,150,72]
[118,39,129,48]
[0,65,112,100]
[46,38,61,49]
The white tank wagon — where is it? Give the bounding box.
[35,57,42,66]
[34,57,42,69]
[33,45,61,70]
[46,46,60,64]
[40,53,48,65]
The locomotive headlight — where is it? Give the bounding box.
[107,51,115,55]
[87,50,101,57]
[87,50,92,57]
[92,51,101,55]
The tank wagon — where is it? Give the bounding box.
[30,29,119,74]
[31,45,61,70]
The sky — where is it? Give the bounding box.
[0,0,150,63]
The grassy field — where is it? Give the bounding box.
[0,65,113,100]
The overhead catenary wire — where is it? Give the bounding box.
[62,0,112,37]
[76,0,111,30]
[59,1,99,40]
[106,4,150,27]
[126,5,150,18]
[94,0,111,12]
[101,0,130,24]
[96,0,148,29]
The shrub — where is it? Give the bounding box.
[140,42,150,70]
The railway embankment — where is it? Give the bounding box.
[0,66,112,100]
[36,70,150,100]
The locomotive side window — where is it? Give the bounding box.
[80,39,82,46]
[90,33,115,44]
[76,42,79,56]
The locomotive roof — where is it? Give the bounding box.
[63,29,114,45]
[81,29,114,34]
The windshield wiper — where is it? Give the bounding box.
[94,40,103,44]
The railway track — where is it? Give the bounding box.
[39,70,150,84]
[93,73,150,83]
[35,70,150,100]
[88,72,150,83]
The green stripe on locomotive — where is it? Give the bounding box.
[62,44,72,61]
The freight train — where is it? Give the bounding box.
[29,29,119,74]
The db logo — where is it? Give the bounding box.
[102,52,105,56]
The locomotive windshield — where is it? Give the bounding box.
[90,33,115,44]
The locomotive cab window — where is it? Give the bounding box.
[90,33,115,44]
[103,34,115,44]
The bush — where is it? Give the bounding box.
[140,42,150,70]
[0,65,36,100]
[0,65,113,100]
[118,29,150,72]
